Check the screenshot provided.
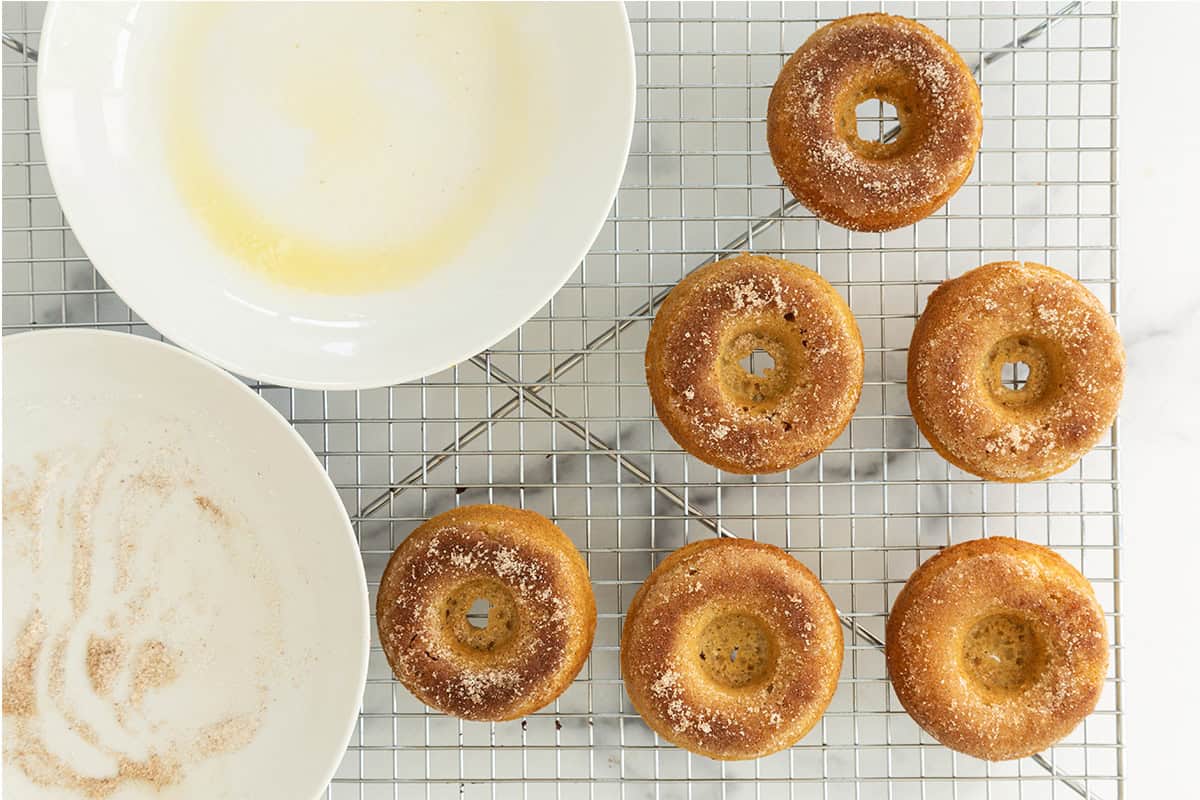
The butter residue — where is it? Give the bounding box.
[161,4,543,295]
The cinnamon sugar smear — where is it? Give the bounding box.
[3,438,283,797]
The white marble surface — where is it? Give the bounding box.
[1117,4,1200,796]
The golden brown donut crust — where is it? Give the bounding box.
[645,254,864,474]
[621,538,843,760]
[376,505,596,721]
[886,537,1108,761]
[767,13,983,231]
[907,261,1124,482]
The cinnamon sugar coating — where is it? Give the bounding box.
[886,537,1108,761]
[907,261,1124,481]
[376,505,596,721]
[645,254,864,474]
[620,539,843,760]
[767,13,982,231]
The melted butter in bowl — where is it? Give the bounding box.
[36,2,634,387]
[162,3,551,295]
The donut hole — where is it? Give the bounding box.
[1001,360,1031,391]
[467,597,491,629]
[443,579,518,654]
[962,613,1046,695]
[718,321,809,414]
[854,98,900,144]
[738,349,775,379]
[696,613,776,689]
[985,335,1058,409]
[836,74,922,160]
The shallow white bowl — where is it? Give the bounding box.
[38,2,635,389]
[2,330,368,799]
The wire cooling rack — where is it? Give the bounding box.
[2,2,1121,798]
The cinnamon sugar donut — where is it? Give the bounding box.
[621,538,843,760]
[886,537,1108,761]
[767,14,983,231]
[376,505,596,721]
[907,262,1124,482]
[645,254,864,474]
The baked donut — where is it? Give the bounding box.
[886,537,1108,761]
[621,538,843,760]
[645,254,863,474]
[376,504,596,721]
[907,261,1124,482]
[767,14,983,231]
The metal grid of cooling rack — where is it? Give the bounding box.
[2,1,1121,798]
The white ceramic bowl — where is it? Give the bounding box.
[2,330,369,799]
[38,2,635,389]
